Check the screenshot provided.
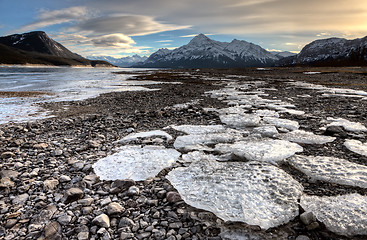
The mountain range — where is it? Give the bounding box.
[280,36,367,67]
[1,31,367,68]
[0,31,114,67]
[134,34,289,68]
[87,55,148,67]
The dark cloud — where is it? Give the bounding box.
[72,15,188,36]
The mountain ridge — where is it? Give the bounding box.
[0,31,115,67]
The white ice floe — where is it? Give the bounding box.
[301,194,367,236]
[173,130,246,152]
[93,145,181,181]
[166,158,303,230]
[216,106,248,115]
[170,125,226,135]
[220,114,261,128]
[254,109,279,118]
[325,117,367,132]
[215,139,303,163]
[253,125,279,137]
[277,130,336,144]
[287,155,367,188]
[279,108,306,116]
[263,117,299,131]
[303,71,321,75]
[181,151,227,163]
[117,130,173,143]
[344,139,367,157]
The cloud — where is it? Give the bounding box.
[180,33,214,38]
[16,6,89,32]
[156,40,173,43]
[70,15,190,36]
[90,34,135,48]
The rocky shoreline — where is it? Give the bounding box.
[1,68,367,239]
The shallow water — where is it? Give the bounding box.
[0,66,154,124]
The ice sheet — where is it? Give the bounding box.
[173,130,245,152]
[326,117,367,132]
[170,125,226,135]
[166,158,303,230]
[93,145,181,181]
[277,130,336,144]
[220,114,261,128]
[215,139,303,163]
[301,194,367,236]
[344,139,367,157]
[117,130,173,143]
[263,117,299,131]
[288,155,367,188]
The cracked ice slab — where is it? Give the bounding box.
[300,194,367,236]
[277,130,336,144]
[173,130,246,152]
[170,125,226,135]
[118,130,173,143]
[287,155,367,188]
[220,114,261,128]
[93,145,181,181]
[344,139,367,157]
[166,158,303,230]
[263,117,299,131]
[215,139,303,163]
[326,117,367,132]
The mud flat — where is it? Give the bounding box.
[0,67,366,239]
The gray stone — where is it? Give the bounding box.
[13,193,29,205]
[44,179,59,191]
[166,192,182,203]
[169,222,183,229]
[300,211,317,225]
[92,214,110,228]
[107,202,125,216]
[44,222,61,240]
[64,188,84,203]
[118,217,135,228]
[1,152,15,159]
[296,235,310,240]
[59,175,71,183]
[127,186,140,196]
[57,214,72,225]
[78,198,94,206]
[77,232,89,240]
[111,179,136,192]
[120,232,134,239]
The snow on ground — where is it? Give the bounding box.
[325,117,367,132]
[215,139,303,163]
[288,155,367,188]
[344,139,367,157]
[166,158,303,230]
[301,194,367,236]
[93,145,181,181]
[277,130,336,144]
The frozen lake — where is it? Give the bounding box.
[0,66,155,124]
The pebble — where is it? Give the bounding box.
[107,202,125,216]
[92,214,110,228]
[64,188,84,203]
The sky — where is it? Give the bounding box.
[1,0,367,58]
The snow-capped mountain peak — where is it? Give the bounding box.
[137,34,280,68]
